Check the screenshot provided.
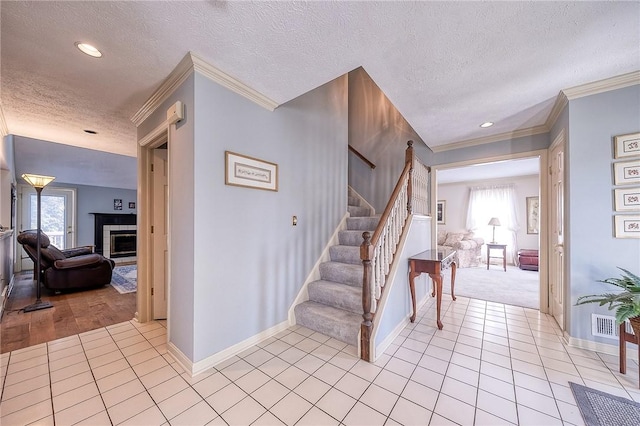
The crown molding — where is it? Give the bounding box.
[0,104,8,137]
[131,52,279,126]
[562,70,640,100]
[430,125,548,153]
[544,91,569,132]
[190,53,278,112]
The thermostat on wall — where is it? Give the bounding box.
[167,101,184,124]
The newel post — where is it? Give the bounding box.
[406,140,414,214]
[360,231,373,361]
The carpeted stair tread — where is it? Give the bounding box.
[308,280,362,314]
[329,245,361,264]
[319,262,363,286]
[294,301,360,346]
[346,216,379,230]
[348,206,370,217]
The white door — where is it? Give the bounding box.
[19,186,75,271]
[549,137,565,330]
[152,148,168,319]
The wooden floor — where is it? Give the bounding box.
[0,273,136,353]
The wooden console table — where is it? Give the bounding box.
[486,243,507,271]
[408,248,456,330]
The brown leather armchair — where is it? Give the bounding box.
[17,230,115,290]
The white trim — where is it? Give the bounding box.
[288,213,350,324]
[169,320,290,377]
[562,70,640,100]
[545,92,569,132]
[348,186,375,215]
[431,125,548,153]
[191,53,278,112]
[131,52,279,126]
[0,104,8,137]
[564,332,637,363]
[0,273,15,320]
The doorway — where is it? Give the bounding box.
[18,186,75,271]
[432,150,549,312]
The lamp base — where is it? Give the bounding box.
[23,300,53,313]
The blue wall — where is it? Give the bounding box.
[567,85,640,341]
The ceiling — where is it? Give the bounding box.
[1,1,639,161]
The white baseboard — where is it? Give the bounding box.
[0,275,16,321]
[564,332,638,362]
[373,294,428,361]
[288,213,350,324]
[168,320,290,377]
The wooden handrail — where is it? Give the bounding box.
[348,145,376,169]
[369,163,411,244]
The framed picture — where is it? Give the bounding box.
[128,202,136,209]
[225,151,278,192]
[114,199,122,210]
[614,132,640,159]
[436,200,446,225]
[614,187,640,212]
[526,196,540,234]
[614,215,640,238]
[613,160,640,185]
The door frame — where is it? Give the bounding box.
[430,148,550,313]
[136,123,172,326]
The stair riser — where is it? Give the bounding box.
[348,196,360,206]
[346,217,379,230]
[348,206,370,217]
[319,263,363,286]
[294,304,359,346]
[338,231,367,246]
[308,282,362,314]
[329,246,362,265]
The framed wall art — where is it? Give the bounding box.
[614,132,640,159]
[614,187,640,212]
[613,159,640,185]
[225,151,278,192]
[614,215,640,238]
[114,199,122,210]
[526,196,540,234]
[436,200,446,225]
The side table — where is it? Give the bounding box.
[486,243,507,271]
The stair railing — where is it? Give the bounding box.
[360,140,430,361]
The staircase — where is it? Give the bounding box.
[294,191,378,346]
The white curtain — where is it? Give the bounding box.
[466,184,520,265]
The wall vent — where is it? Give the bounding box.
[591,314,635,339]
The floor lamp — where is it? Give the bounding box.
[22,173,55,313]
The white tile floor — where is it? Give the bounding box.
[1,295,639,425]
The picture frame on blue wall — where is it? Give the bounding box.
[225,151,278,192]
[614,132,640,159]
[614,187,640,212]
[614,214,640,238]
[613,160,640,185]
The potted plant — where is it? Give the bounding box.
[576,267,640,336]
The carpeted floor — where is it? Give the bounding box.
[440,263,540,309]
[110,264,137,294]
[570,382,640,426]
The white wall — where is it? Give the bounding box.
[438,174,540,260]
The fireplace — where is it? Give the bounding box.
[110,230,137,258]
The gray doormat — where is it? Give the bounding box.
[570,382,640,426]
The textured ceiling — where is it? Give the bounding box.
[1,1,639,159]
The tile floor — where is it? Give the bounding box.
[1,295,639,425]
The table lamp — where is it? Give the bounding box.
[488,217,501,244]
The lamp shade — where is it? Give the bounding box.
[22,173,55,189]
[488,217,501,227]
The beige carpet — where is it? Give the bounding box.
[440,264,540,309]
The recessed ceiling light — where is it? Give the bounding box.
[480,122,494,128]
[75,42,102,58]
[84,129,98,134]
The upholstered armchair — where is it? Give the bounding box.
[17,230,115,291]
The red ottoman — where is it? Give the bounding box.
[518,249,539,271]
